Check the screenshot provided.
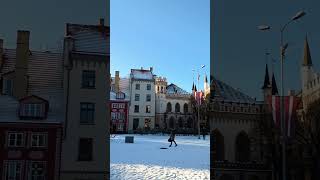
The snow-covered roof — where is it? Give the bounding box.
[166,83,190,95]
[130,69,154,80]
[66,23,109,55]
[0,48,64,123]
[212,77,256,104]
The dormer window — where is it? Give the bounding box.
[19,95,48,120]
[116,92,125,99]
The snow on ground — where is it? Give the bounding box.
[111,134,210,180]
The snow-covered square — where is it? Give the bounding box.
[110,134,210,180]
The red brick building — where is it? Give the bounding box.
[0,31,63,180]
[110,91,129,133]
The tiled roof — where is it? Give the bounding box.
[166,83,190,95]
[0,49,64,123]
[212,77,256,104]
[130,69,154,80]
[66,23,109,55]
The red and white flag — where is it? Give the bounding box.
[267,95,300,137]
[194,91,204,105]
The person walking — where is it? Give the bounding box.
[202,128,206,140]
[169,130,177,147]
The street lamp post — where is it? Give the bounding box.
[193,65,206,139]
[258,10,306,180]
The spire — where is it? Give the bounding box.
[194,85,197,92]
[192,82,195,91]
[271,73,278,95]
[303,35,313,66]
[204,74,208,83]
[262,64,271,89]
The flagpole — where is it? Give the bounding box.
[198,70,201,139]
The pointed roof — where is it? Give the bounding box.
[166,83,190,95]
[262,64,271,89]
[192,82,195,91]
[271,73,278,95]
[194,85,197,92]
[211,77,256,103]
[303,36,313,66]
[205,75,208,83]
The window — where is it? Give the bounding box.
[134,105,139,113]
[3,79,13,95]
[183,103,188,113]
[82,70,95,88]
[175,103,180,113]
[146,105,151,113]
[166,102,172,112]
[133,118,139,130]
[147,84,151,90]
[135,94,140,101]
[116,92,125,99]
[135,84,140,90]
[20,103,44,118]
[78,138,93,161]
[7,132,24,147]
[31,133,47,148]
[80,103,95,124]
[28,161,46,180]
[146,94,151,102]
[3,161,22,180]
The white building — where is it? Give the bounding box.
[128,67,156,132]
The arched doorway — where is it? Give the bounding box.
[235,131,250,162]
[169,117,175,129]
[211,129,225,161]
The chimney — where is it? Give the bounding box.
[115,71,120,93]
[0,39,3,69]
[13,30,30,99]
[150,67,153,72]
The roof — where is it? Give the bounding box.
[303,36,312,66]
[166,83,190,95]
[66,23,109,55]
[262,64,271,89]
[211,77,256,104]
[130,69,154,80]
[0,49,64,123]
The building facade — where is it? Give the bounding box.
[0,31,63,180]
[155,76,194,132]
[59,19,109,180]
[128,68,156,132]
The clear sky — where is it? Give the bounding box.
[0,0,107,51]
[213,0,320,100]
[111,0,210,93]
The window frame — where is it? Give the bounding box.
[134,105,139,113]
[146,105,151,113]
[135,94,140,101]
[30,133,48,148]
[28,161,46,180]
[146,84,151,90]
[81,70,96,89]
[146,94,151,102]
[80,102,95,125]
[2,160,23,180]
[78,138,93,161]
[135,84,140,90]
[7,132,24,148]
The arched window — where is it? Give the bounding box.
[178,117,183,128]
[175,103,180,113]
[166,102,172,112]
[183,103,188,113]
[169,117,175,129]
[211,129,225,161]
[235,131,250,162]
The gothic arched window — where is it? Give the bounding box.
[166,102,172,112]
[175,103,180,113]
[183,103,188,113]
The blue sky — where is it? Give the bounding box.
[213,0,320,100]
[111,0,210,93]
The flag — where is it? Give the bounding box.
[267,95,300,137]
[194,91,204,105]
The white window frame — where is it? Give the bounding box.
[7,132,24,147]
[2,160,23,180]
[30,133,48,148]
[28,161,46,180]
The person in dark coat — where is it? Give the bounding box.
[169,130,177,147]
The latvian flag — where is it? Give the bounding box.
[194,91,204,105]
[267,96,300,137]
